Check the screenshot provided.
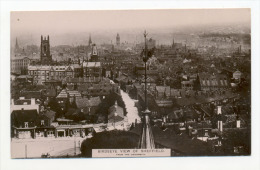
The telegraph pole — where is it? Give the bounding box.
[139,30,155,149]
[144,30,148,109]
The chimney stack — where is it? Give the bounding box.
[236,116,241,128]
[31,98,35,105]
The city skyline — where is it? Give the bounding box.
[11,9,250,46]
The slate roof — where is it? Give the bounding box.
[56,89,68,98]
[136,70,158,75]
[75,97,101,108]
[130,125,212,155]
[20,91,41,99]
[199,73,229,87]
[17,75,33,79]
[65,108,79,117]
[11,109,38,127]
[56,118,73,122]
[82,62,101,67]
[67,90,81,97]
[155,100,173,107]
[181,80,193,85]
[156,86,171,96]
[45,89,56,97]
[14,99,31,105]
[168,109,184,120]
[108,115,124,123]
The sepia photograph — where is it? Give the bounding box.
[9,8,252,159]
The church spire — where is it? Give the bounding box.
[139,109,155,149]
[172,37,175,49]
[15,37,19,51]
[88,34,92,46]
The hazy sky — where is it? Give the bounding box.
[11,9,250,36]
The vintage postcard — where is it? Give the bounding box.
[10,9,251,159]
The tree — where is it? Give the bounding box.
[48,98,62,119]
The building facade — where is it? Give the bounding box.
[11,56,30,74]
[40,35,52,65]
[28,65,77,85]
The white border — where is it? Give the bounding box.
[1,1,260,170]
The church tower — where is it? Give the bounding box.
[90,44,99,62]
[116,33,120,46]
[40,35,52,65]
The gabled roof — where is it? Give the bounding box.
[56,89,68,98]
[156,86,171,95]
[108,103,124,119]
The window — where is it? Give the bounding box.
[41,120,44,126]
[207,79,210,86]
[205,130,208,136]
[24,122,28,128]
[220,80,224,86]
[224,80,228,86]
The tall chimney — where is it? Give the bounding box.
[217,106,222,115]
[217,106,223,132]
[218,120,223,132]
